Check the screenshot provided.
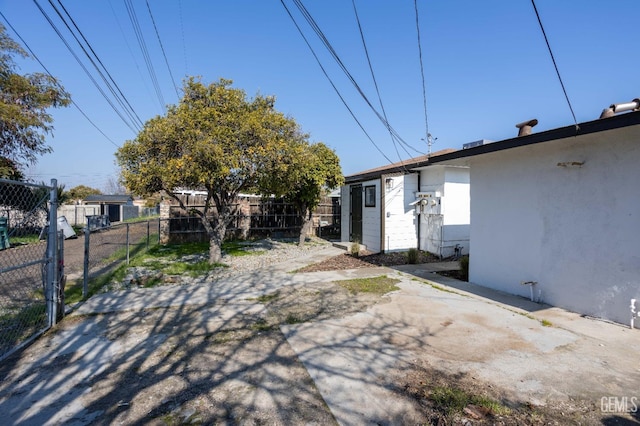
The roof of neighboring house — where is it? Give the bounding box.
[345,109,640,184]
[84,194,133,204]
[345,148,457,183]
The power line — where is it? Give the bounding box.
[51,0,145,129]
[414,0,432,155]
[351,0,410,169]
[289,0,423,158]
[123,0,166,113]
[32,0,141,134]
[0,10,120,148]
[145,0,180,99]
[530,0,578,127]
[280,0,394,165]
[108,0,157,106]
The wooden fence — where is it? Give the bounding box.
[160,194,340,243]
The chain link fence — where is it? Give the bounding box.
[0,178,61,362]
[62,218,160,301]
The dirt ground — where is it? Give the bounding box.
[1,245,637,425]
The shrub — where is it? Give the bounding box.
[459,255,469,281]
[407,248,419,264]
[350,240,360,257]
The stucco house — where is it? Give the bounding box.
[424,103,640,325]
[340,148,471,257]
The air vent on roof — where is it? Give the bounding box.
[599,98,640,119]
[462,139,493,149]
[515,119,538,137]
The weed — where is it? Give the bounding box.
[285,314,303,324]
[335,275,400,295]
[459,255,469,281]
[350,240,360,257]
[429,385,510,417]
[541,319,553,327]
[256,292,279,303]
[252,318,274,331]
[407,247,419,264]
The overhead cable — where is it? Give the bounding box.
[530,0,578,127]
[145,0,180,99]
[123,0,166,113]
[280,0,394,165]
[32,0,140,134]
[290,0,423,158]
[0,10,120,148]
[351,0,410,170]
[414,0,432,154]
[52,0,144,129]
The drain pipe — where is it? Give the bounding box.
[631,299,637,329]
[521,281,537,302]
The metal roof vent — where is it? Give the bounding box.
[515,119,538,137]
[599,98,640,119]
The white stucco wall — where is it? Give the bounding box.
[383,174,418,252]
[418,166,470,257]
[469,126,640,325]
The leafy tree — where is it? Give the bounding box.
[261,141,343,245]
[0,157,24,180]
[116,77,300,263]
[66,185,101,203]
[0,24,71,172]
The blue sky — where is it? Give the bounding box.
[1,1,639,191]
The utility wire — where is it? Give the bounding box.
[32,0,140,134]
[530,0,578,127]
[145,0,180,99]
[280,0,394,165]
[124,0,166,113]
[414,0,432,154]
[351,0,410,170]
[52,0,144,129]
[290,0,424,157]
[108,0,157,106]
[0,10,120,148]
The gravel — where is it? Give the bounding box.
[102,238,334,292]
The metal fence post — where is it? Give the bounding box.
[126,223,130,265]
[83,226,90,298]
[46,179,59,327]
[147,219,150,250]
[158,218,161,244]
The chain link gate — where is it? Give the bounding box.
[0,178,62,362]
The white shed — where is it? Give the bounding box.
[429,107,640,325]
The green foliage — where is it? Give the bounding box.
[350,241,361,257]
[0,24,71,171]
[116,77,305,262]
[335,275,400,295]
[459,255,469,281]
[259,139,344,245]
[66,185,101,202]
[429,385,510,417]
[407,248,419,264]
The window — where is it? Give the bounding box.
[364,185,376,207]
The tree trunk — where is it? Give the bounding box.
[201,214,226,264]
[298,207,312,246]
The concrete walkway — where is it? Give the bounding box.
[1,246,639,425]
